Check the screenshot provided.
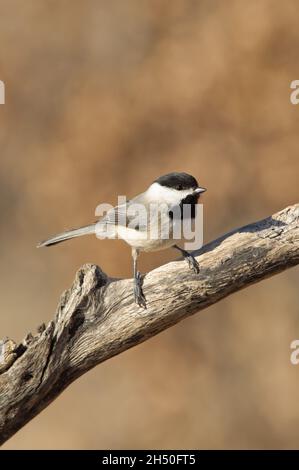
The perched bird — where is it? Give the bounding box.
[38,172,206,307]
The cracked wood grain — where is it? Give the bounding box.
[0,203,299,445]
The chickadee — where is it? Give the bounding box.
[38,172,206,307]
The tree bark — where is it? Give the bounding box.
[0,203,298,445]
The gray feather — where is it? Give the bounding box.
[37,224,95,247]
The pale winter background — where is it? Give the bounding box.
[0,0,299,449]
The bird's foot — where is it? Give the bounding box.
[173,244,200,274]
[134,271,147,309]
[184,252,200,274]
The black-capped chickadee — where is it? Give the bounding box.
[38,172,206,307]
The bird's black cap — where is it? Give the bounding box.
[154,172,199,191]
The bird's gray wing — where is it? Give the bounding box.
[98,194,149,231]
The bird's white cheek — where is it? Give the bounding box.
[146,183,191,205]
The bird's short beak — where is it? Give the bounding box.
[193,187,207,195]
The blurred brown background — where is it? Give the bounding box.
[0,0,299,449]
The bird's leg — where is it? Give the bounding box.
[173,244,200,274]
[132,248,146,308]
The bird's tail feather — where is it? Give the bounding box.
[37,224,96,247]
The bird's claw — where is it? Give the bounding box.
[185,254,200,274]
[134,271,147,308]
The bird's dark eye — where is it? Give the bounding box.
[177,184,183,190]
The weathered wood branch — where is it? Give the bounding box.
[0,204,299,445]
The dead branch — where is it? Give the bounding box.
[0,203,298,445]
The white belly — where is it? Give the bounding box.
[116,226,176,252]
